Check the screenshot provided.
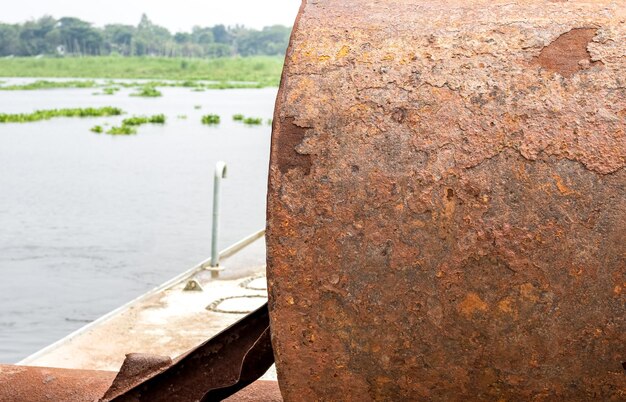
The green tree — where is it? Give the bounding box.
[104,24,135,55]
[57,17,103,55]
[211,25,230,44]
[18,16,57,55]
[0,15,292,58]
[0,24,19,56]
[133,14,171,56]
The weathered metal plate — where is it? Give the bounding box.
[105,304,273,402]
[0,365,116,402]
[0,305,274,402]
[0,366,281,402]
[267,0,626,400]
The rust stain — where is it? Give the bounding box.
[458,292,489,316]
[497,298,515,315]
[553,174,574,195]
[519,283,541,302]
[535,28,602,77]
[336,45,350,58]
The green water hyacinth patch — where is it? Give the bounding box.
[106,125,137,135]
[131,86,162,97]
[91,125,104,133]
[201,114,220,125]
[232,114,244,121]
[0,107,123,123]
[122,114,166,126]
[100,87,120,95]
[242,117,263,125]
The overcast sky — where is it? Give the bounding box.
[2,1,302,31]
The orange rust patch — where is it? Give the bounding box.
[458,293,488,316]
[553,174,574,195]
[443,188,456,217]
[497,298,515,315]
[520,283,541,302]
[535,28,601,77]
[336,45,350,58]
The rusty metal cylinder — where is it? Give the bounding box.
[267,0,625,400]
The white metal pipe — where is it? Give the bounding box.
[211,161,228,268]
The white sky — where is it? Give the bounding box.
[2,1,302,31]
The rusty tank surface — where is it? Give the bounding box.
[266,0,626,401]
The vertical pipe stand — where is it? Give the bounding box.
[209,161,227,278]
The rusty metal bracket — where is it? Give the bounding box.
[0,304,274,402]
[101,303,274,402]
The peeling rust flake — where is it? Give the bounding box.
[535,28,602,77]
[275,117,312,175]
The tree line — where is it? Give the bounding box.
[0,15,292,58]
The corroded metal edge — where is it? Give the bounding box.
[0,304,275,402]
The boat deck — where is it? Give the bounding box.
[18,232,273,377]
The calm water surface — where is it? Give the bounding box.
[0,83,276,362]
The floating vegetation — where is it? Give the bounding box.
[0,80,98,91]
[107,125,137,135]
[194,105,202,110]
[232,114,267,126]
[148,114,166,124]
[131,86,162,97]
[122,114,166,126]
[177,115,188,119]
[242,117,263,125]
[90,125,104,133]
[0,107,123,123]
[97,114,167,136]
[201,114,221,125]
[180,80,201,88]
[266,118,273,126]
[101,87,120,95]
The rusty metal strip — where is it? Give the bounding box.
[201,326,273,402]
[223,380,282,402]
[0,365,116,402]
[0,304,274,402]
[101,303,273,402]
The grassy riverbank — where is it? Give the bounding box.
[0,56,284,86]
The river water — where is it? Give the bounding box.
[0,84,276,362]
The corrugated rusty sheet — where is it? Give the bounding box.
[267,0,626,400]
